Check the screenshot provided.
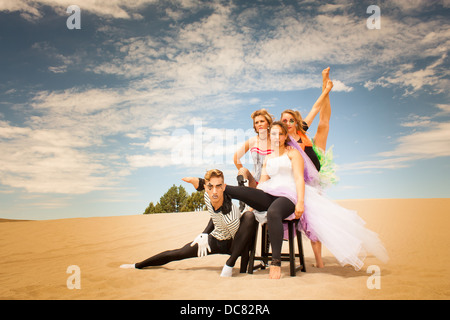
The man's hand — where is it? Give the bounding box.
[190,233,211,257]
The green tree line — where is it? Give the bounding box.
[143,184,205,214]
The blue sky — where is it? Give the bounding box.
[0,0,449,220]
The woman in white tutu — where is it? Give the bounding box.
[280,68,336,267]
[223,121,389,278]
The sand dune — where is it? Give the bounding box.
[0,198,449,300]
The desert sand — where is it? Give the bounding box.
[0,198,449,300]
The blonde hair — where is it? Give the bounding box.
[251,109,274,134]
[204,169,224,181]
[280,109,306,135]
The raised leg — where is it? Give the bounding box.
[313,67,332,151]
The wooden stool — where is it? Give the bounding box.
[247,219,306,276]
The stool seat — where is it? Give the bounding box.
[247,219,306,276]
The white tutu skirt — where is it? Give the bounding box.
[257,154,388,271]
[285,185,389,271]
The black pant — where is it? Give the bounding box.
[225,185,295,261]
[135,211,257,269]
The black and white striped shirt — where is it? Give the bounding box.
[204,193,241,241]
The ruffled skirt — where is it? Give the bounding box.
[312,142,339,189]
[291,185,389,270]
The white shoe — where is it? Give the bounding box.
[220,264,233,277]
[120,263,136,269]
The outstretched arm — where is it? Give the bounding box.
[289,149,305,218]
[233,138,252,170]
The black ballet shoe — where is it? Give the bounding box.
[237,175,247,212]
[237,174,247,186]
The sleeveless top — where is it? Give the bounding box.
[296,125,321,172]
[258,153,298,205]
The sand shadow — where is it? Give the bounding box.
[299,256,392,278]
[111,255,392,279]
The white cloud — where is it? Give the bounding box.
[0,0,159,21]
[30,87,130,116]
[29,198,72,209]
[0,85,172,194]
[129,123,255,169]
[332,80,353,93]
[365,53,449,95]
[0,0,42,21]
[388,0,450,12]
[435,104,450,116]
[126,153,173,168]
[0,81,254,194]
[339,156,413,173]
[48,65,67,73]
[400,114,432,128]
[87,1,449,98]
[91,4,362,95]
[379,122,450,159]
[317,3,347,13]
[340,107,450,174]
[31,41,84,74]
[0,121,114,193]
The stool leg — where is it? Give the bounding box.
[295,221,306,272]
[288,221,296,276]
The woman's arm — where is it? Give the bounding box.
[257,158,270,187]
[289,149,305,218]
[233,137,253,170]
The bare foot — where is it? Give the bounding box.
[325,79,333,92]
[269,266,281,279]
[311,241,325,268]
[313,261,324,268]
[182,177,199,189]
[322,67,330,85]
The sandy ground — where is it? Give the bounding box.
[0,198,449,300]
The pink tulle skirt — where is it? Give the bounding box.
[283,185,389,270]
